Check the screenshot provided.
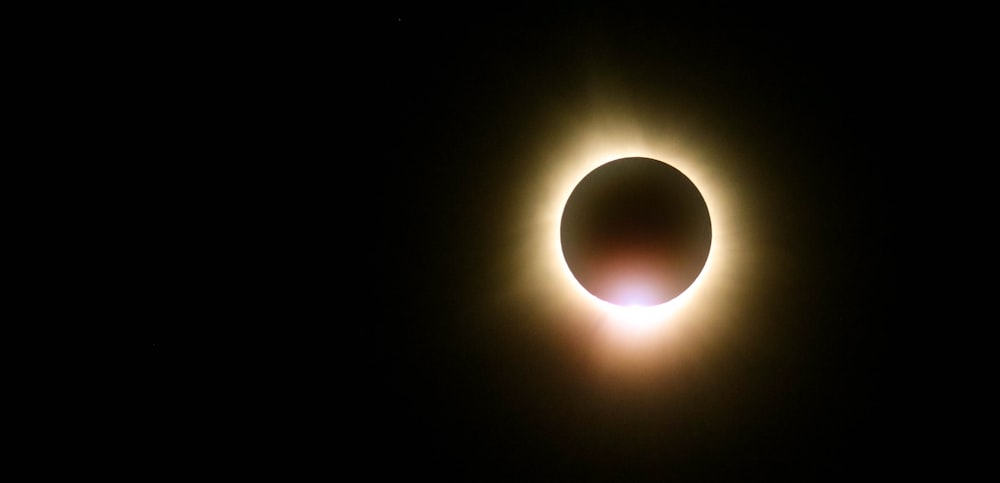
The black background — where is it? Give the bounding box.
[154,6,987,481]
[384,9,892,480]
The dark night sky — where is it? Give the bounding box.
[381,10,896,479]
[155,6,988,481]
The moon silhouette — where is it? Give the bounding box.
[559,157,712,306]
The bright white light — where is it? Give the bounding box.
[603,304,667,339]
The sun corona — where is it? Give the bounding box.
[514,118,744,345]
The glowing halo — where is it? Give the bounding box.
[509,113,755,354]
[549,148,721,339]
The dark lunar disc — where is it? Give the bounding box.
[560,157,712,306]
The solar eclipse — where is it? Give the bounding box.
[381,12,911,477]
[509,117,752,347]
[560,157,712,307]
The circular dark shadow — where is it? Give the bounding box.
[560,157,712,306]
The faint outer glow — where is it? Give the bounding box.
[514,114,752,354]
